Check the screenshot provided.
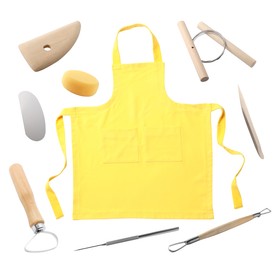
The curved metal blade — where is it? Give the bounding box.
[18,91,46,141]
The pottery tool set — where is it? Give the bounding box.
[7,18,267,255]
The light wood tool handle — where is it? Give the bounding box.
[197,22,256,67]
[199,214,254,240]
[9,164,44,228]
[177,21,209,82]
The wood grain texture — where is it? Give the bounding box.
[19,21,81,71]
[238,87,264,159]
[178,21,209,82]
[199,214,254,240]
[9,164,44,227]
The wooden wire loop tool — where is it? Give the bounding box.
[177,21,256,82]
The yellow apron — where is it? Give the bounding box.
[46,24,245,220]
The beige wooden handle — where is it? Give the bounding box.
[197,22,256,67]
[177,21,209,82]
[9,164,44,228]
[199,214,254,240]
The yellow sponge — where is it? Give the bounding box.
[62,70,99,96]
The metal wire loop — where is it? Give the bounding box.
[24,230,58,253]
[192,30,227,63]
[259,208,271,216]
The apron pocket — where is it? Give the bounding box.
[143,127,183,162]
[102,128,139,163]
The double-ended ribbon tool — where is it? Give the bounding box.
[169,208,271,252]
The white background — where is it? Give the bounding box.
[0,0,277,259]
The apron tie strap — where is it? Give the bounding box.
[46,108,74,219]
[212,104,245,209]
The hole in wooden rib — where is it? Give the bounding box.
[43,45,51,51]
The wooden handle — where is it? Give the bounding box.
[9,164,44,228]
[199,214,254,240]
[197,22,256,67]
[177,21,209,82]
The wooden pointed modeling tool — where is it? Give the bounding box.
[19,21,81,71]
[238,86,264,159]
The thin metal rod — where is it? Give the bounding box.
[139,227,179,238]
[75,227,179,251]
[75,243,105,251]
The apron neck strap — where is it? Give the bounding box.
[112,24,163,65]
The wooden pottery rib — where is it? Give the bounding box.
[19,21,81,71]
